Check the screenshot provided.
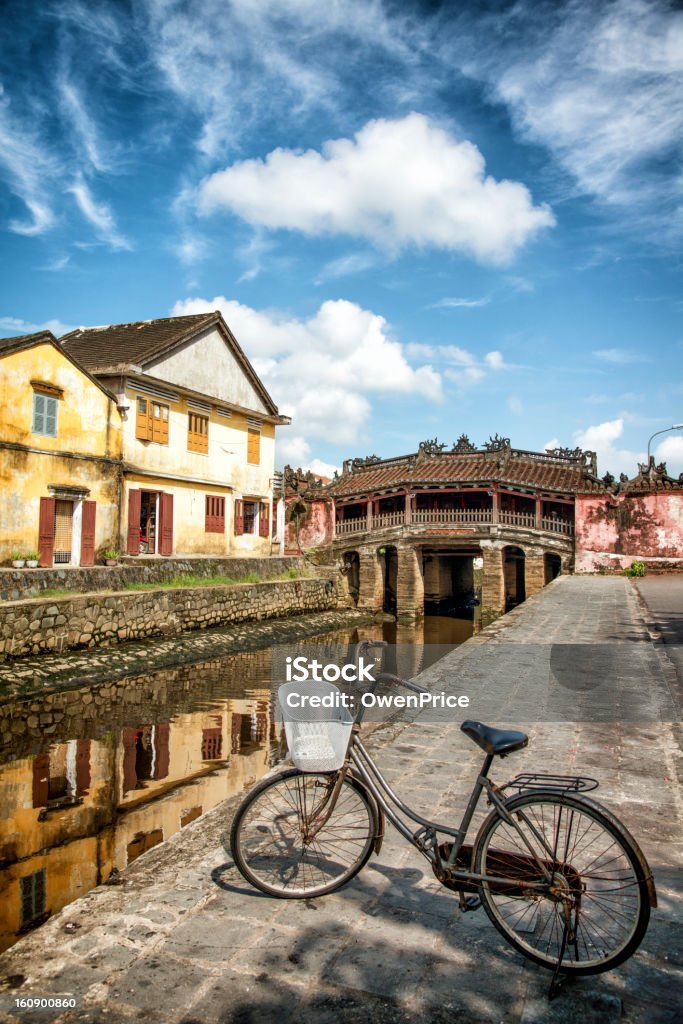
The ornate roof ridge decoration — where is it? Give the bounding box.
[483,433,511,452]
[620,456,683,493]
[283,465,327,497]
[452,433,477,453]
[417,437,448,458]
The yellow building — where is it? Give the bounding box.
[61,313,289,557]
[0,331,123,565]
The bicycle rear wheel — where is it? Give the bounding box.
[473,792,651,974]
[230,768,377,898]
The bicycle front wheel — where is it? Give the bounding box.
[473,792,651,974]
[230,768,377,898]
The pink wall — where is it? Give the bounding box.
[285,498,335,553]
[575,491,683,572]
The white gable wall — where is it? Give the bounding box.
[147,326,270,415]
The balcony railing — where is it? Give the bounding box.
[335,508,574,536]
[412,508,492,525]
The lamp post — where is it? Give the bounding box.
[647,424,683,462]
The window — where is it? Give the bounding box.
[205,495,225,533]
[243,500,258,534]
[136,397,169,444]
[247,428,260,465]
[32,393,58,437]
[20,869,46,927]
[188,411,209,453]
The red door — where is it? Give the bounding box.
[38,497,55,567]
[127,490,141,555]
[159,493,173,555]
[80,501,96,566]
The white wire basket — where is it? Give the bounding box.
[278,680,354,772]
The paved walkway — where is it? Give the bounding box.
[0,576,681,1024]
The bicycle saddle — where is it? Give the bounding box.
[461,720,528,757]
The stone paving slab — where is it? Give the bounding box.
[0,576,681,1024]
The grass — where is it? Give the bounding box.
[122,567,308,592]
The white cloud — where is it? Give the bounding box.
[0,87,58,236]
[430,296,490,309]
[507,396,524,415]
[485,350,505,370]
[592,347,647,364]
[655,435,683,477]
[197,114,554,263]
[58,77,110,173]
[574,417,644,477]
[544,438,561,451]
[0,315,77,337]
[68,177,132,251]
[172,295,441,447]
[467,0,683,230]
[315,251,379,285]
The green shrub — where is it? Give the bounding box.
[623,560,646,578]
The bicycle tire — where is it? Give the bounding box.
[473,791,651,974]
[230,768,378,898]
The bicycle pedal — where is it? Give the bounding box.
[458,893,481,912]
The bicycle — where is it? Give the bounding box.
[230,640,657,996]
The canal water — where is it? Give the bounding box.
[0,615,471,952]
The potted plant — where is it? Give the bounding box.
[25,551,39,568]
[10,550,25,568]
[103,549,120,567]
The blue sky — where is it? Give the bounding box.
[1,0,682,477]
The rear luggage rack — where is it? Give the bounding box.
[506,773,599,794]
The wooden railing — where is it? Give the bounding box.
[499,510,536,529]
[334,508,574,536]
[412,508,493,524]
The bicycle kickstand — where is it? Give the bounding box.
[457,891,481,913]
[548,917,572,1000]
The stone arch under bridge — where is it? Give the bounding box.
[335,534,572,627]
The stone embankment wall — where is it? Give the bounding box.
[0,577,343,660]
[0,556,304,603]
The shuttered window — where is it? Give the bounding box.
[136,397,169,444]
[205,495,225,533]
[259,502,270,537]
[188,412,209,453]
[32,393,58,437]
[20,869,46,926]
[247,428,260,465]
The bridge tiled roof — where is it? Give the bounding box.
[326,448,607,499]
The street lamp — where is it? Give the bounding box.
[647,424,683,462]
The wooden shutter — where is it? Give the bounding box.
[32,753,50,808]
[234,499,244,536]
[135,397,150,440]
[75,740,91,795]
[259,502,270,537]
[80,501,96,566]
[38,497,55,567]
[247,428,260,464]
[127,490,141,555]
[153,724,170,780]
[205,496,225,533]
[159,492,174,555]
[122,728,138,794]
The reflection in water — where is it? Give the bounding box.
[0,616,470,951]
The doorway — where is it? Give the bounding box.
[139,491,158,554]
[53,500,74,564]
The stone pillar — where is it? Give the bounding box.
[404,492,412,525]
[480,540,506,627]
[535,498,543,530]
[366,500,373,532]
[395,546,424,621]
[472,553,484,634]
[525,546,546,598]
[357,551,384,612]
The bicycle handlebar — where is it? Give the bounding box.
[355,639,429,694]
[376,671,429,696]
